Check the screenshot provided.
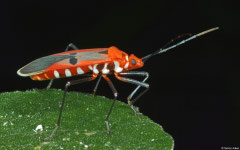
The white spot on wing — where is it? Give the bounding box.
[54,70,60,78]
[102,63,110,74]
[77,67,84,74]
[65,69,72,77]
[114,61,123,73]
[124,62,129,69]
[88,65,93,70]
[93,64,99,74]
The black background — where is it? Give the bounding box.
[1,0,239,149]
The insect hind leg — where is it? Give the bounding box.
[64,43,79,51]
[46,43,79,90]
[44,75,96,140]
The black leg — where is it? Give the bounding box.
[64,43,79,51]
[119,71,149,103]
[46,79,54,90]
[115,72,149,88]
[102,75,118,135]
[115,75,149,88]
[128,88,150,114]
[115,72,150,114]
[46,43,79,90]
[93,75,102,96]
[44,75,97,140]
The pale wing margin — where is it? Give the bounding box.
[17,49,109,77]
[17,55,70,77]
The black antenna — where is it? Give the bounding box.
[142,27,219,62]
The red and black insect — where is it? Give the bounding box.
[17,27,218,139]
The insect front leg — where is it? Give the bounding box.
[44,75,97,140]
[102,75,118,135]
[46,43,79,90]
[115,72,150,114]
[119,71,149,102]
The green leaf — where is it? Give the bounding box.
[0,89,174,150]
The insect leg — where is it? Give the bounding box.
[102,75,118,135]
[93,75,102,96]
[115,72,149,114]
[115,73,149,88]
[128,88,150,114]
[64,43,79,51]
[44,75,97,140]
[119,71,149,103]
[46,43,79,90]
[46,79,55,90]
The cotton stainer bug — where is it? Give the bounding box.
[17,27,219,140]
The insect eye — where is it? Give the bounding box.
[131,59,136,65]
